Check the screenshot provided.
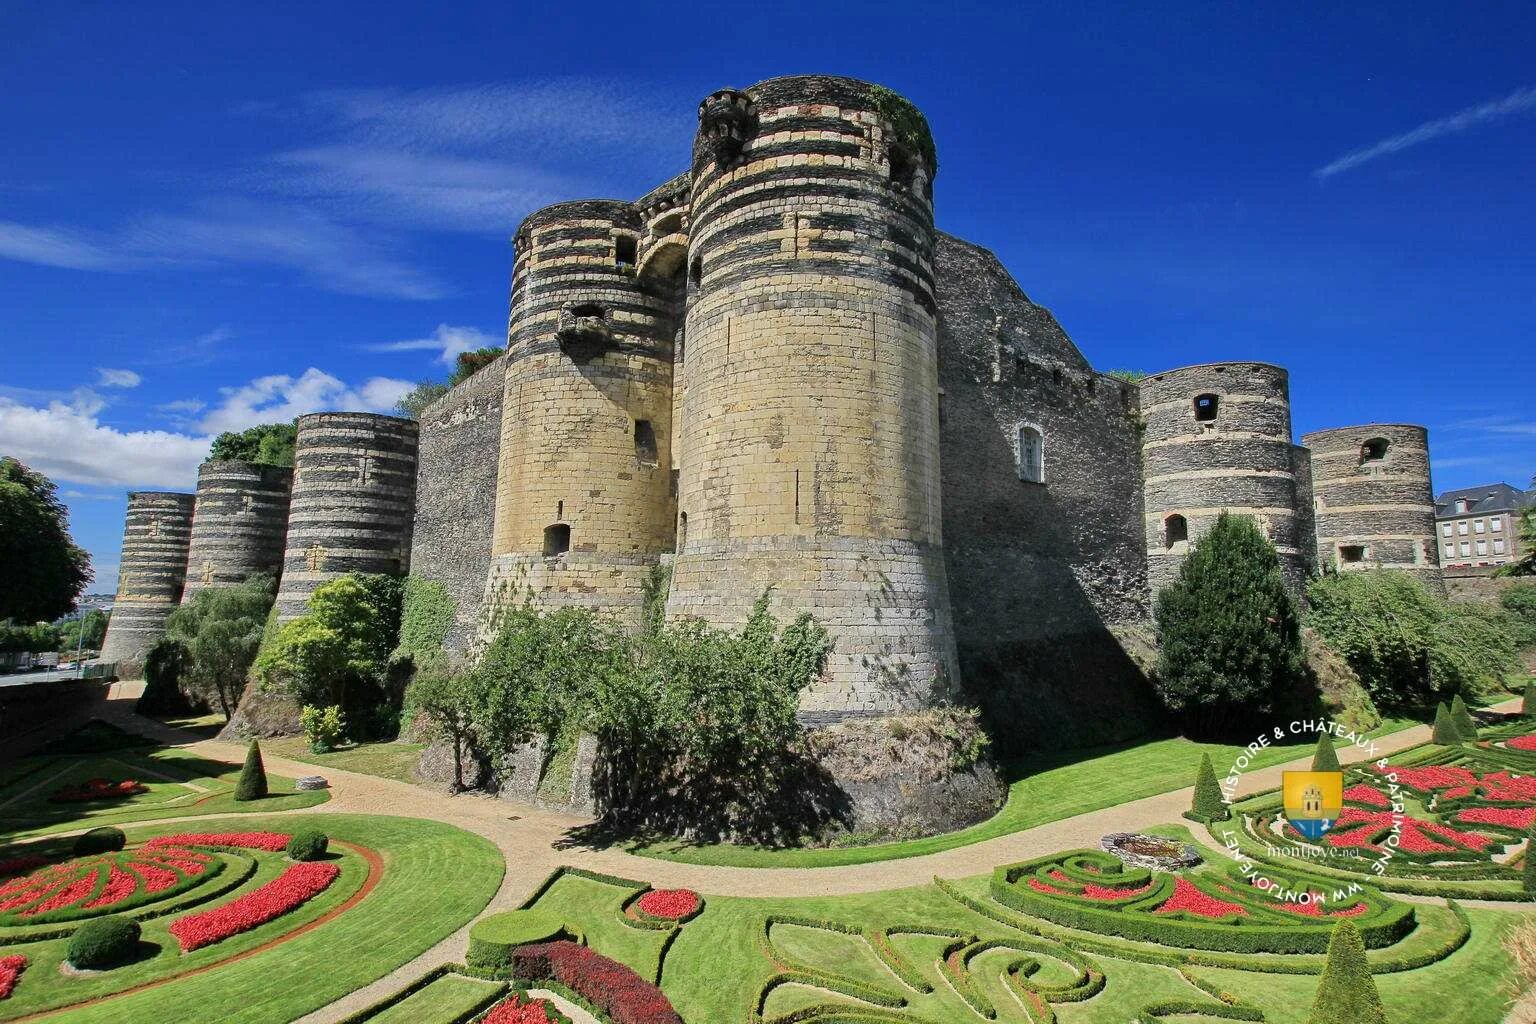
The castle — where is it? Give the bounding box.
[100,75,1445,793]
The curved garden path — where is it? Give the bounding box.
[74,687,1519,1022]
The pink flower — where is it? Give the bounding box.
[168,862,338,951]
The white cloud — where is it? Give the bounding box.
[96,368,142,389]
[197,367,413,433]
[156,398,207,415]
[0,221,128,271]
[0,393,209,489]
[363,324,499,366]
[1316,84,1536,179]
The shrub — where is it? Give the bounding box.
[136,637,192,715]
[73,826,125,855]
[66,916,140,969]
[1190,753,1230,822]
[300,705,346,754]
[1526,833,1536,895]
[1311,733,1341,772]
[164,574,275,717]
[1450,693,1479,741]
[1306,920,1386,1024]
[467,910,569,973]
[234,739,267,801]
[285,829,327,861]
[254,573,403,715]
[1154,513,1305,734]
[1432,703,1460,745]
[510,940,682,1024]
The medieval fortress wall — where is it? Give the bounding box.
[181,460,292,602]
[102,75,1446,738]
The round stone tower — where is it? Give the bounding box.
[274,412,419,620]
[181,460,293,602]
[485,198,680,624]
[99,491,196,677]
[1140,362,1309,595]
[665,75,957,718]
[1301,423,1443,595]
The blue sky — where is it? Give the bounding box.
[1,2,1532,594]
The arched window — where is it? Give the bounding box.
[543,524,570,557]
[634,420,658,467]
[1017,424,1044,483]
[1164,514,1188,549]
[1360,438,1389,464]
[1193,393,1219,422]
[689,254,703,286]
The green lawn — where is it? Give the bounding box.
[0,813,504,1023]
[261,734,427,784]
[626,716,1420,868]
[364,973,506,1024]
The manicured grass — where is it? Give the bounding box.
[0,813,504,1024]
[366,974,505,1024]
[527,872,672,981]
[261,734,427,785]
[627,717,1421,868]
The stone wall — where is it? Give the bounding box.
[409,355,506,655]
[181,460,292,602]
[1444,567,1526,604]
[933,234,1161,750]
[99,491,196,679]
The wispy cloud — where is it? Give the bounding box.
[0,391,209,489]
[197,367,412,434]
[363,324,499,366]
[1316,84,1536,179]
[0,222,133,271]
[96,368,141,389]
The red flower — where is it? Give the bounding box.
[635,889,700,921]
[168,862,338,951]
[1507,735,1536,751]
[1457,806,1536,830]
[512,941,682,1024]
[0,856,49,877]
[1479,771,1536,802]
[146,832,292,852]
[0,955,26,1000]
[82,865,138,909]
[1153,878,1249,919]
[484,994,567,1023]
[1342,784,1390,808]
[1378,764,1477,794]
[48,779,148,803]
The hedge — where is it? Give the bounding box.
[466,910,570,974]
[73,827,125,855]
[66,915,140,969]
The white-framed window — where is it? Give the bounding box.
[1460,541,1471,556]
[1493,517,1504,532]
[1444,543,1455,558]
[1458,521,1469,535]
[1475,519,1486,533]
[1477,539,1488,555]
[1016,423,1044,483]
[1495,539,1507,555]
[1441,523,1452,536]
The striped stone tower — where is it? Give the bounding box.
[1302,423,1444,595]
[99,491,196,677]
[1140,362,1310,595]
[484,199,680,625]
[665,75,958,718]
[181,460,293,602]
[274,412,419,620]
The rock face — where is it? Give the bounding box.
[218,681,303,739]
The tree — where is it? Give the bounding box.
[1431,702,1460,744]
[234,739,267,801]
[208,423,297,466]
[0,457,91,623]
[404,661,480,791]
[59,610,109,652]
[1524,681,1536,718]
[1497,489,1535,577]
[1189,753,1229,822]
[1154,513,1305,735]
[1449,692,1479,741]
[451,347,503,384]
[254,573,403,718]
[0,622,63,654]
[1306,920,1386,1024]
[164,575,275,717]
[393,346,504,420]
[136,638,194,715]
[1311,732,1341,772]
[394,381,450,419]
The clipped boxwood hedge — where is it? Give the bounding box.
[286,829,328,861]
[466,909,568,974]
[67,915,140,969]
[73,826,126,855]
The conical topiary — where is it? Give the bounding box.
[1450,693,1479,741]
[234,739,267,802]
[1191,753,1229,822]
[1524,831,1536,895]
[1306,920,1386,1024]
[1523,681,1536,718]
[1311,732,1341,773]
[1431,702,1460,745]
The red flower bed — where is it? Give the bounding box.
[512,940,682,1024]
[1507,735,1536,751]
[48,778,147,803]
[1377,764,1477,794]
[22,872,99,917]
[168,861,338,951]
[146,832,292,853]
[1342,784,1390,808]
[82,865,138,910]
[0,848,215,922]
[1480,771,1536,803]
[0,856,48,877]
[1032,868,1153,902]
[1457,805,1536,830]
[0,955,26,1000]
[126,859,181,894]
[635,889,700,922]
[484,994,570,1024]
[1153,878,1248,919]
[1324,806,1495,856]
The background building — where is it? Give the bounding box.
[1436,482,1533,571]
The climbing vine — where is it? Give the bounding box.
[869,84,937,177]
[394,576,457,664]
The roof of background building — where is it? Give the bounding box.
[1434,482,1532,518]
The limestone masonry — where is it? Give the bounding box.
[105,74,1445,738]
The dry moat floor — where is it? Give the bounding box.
[1,686,1533,1024]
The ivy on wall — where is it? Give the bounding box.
[394,575,457,664]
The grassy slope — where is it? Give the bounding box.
[0,813,504,1024]
[261,735,426,785]
[628,717,1418,868]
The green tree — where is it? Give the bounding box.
[0,457,91,623]
[136,637,193,715]
[1497,499,1535,577]
[234,739,267,801]
[1449,692,1479,740]
[299,704,347,753]
[0,622,63,654]
[1306,920,1386,1024]
[208,423,297,466]
[59,609,109,652]
[1524,681,1536,718]
[1311,732,1341,772]
[451,347,503,384]
[1189,753,1229,822]
[254,573,403,716]
[404,661,480,791]
[393,381,450,419]
[1431,702,1460,744]
[164,575,275,717]
[1154,513,1305,734]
